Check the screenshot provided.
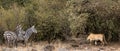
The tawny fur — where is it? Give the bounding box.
[87,33,107,46]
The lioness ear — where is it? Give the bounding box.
[88,32,91,34]
[88,32,93,34]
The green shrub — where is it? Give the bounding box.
[1,0,120,43]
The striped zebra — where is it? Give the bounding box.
[15,25,37,46]
[23,25,37,46]
[16,25,25,41]
[3,31,17,47]
[3,25,24,47]
[4,25,37,47]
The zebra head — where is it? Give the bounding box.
[16,25,22,29]
[16,25,25,34]
[31,25,37,33]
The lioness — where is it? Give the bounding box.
[87,33,107,46]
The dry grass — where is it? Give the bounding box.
[0,41,73,51]
[1,41,120,51]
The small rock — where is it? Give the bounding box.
[85,47,89,50]
[58,48,68,51]
[98,50,104,51]
[71,44,79,47]
[43,44,55,51]
[2,48,10,51]
[2,48,7,51]
[111,47,116,50]
[31,48,37,51]
[98,47,104,51]
[99,48,104,50]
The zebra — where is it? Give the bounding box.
[3,31,17,47]
[4,25,37,47]
[23,25,37,46]
[3,25,23,47]
[15,25,25,41]
[14,25,37,46]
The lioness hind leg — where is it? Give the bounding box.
[95,41,97,46]
[101,40,105,46]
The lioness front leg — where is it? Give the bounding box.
[89,40,92,45]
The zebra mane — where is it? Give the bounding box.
[24,26,35,41]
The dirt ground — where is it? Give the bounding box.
[0,40,120,51]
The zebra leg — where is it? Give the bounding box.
[24,40,27,47]
[7,40,10,47]
[9,40,12,47]
[13,40,17,47]
[15,40,18,47]
[22,40,24,45]
[5,39,8,47]
[12,40,14,47]
[10,40,13,47]
[6,40,8,47]
[6,39,10,47]
[30,39,33,46]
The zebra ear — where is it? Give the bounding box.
[17,24,21,28]
[32,25,35,28]
[19,24,23,28]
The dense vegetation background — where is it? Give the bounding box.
[0,0,120,44]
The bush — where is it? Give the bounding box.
[1,0,120,43]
